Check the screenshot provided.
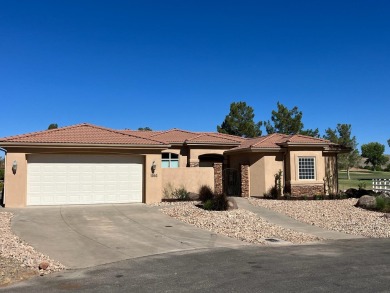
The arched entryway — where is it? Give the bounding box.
[198,154,224,167]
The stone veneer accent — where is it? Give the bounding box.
[240,164,250,197]
[290,184,324,196]
[213,163,223,194]
[189,162,199,167]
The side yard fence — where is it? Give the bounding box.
[372,179,390,192]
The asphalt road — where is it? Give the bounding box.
[2,238,390,293]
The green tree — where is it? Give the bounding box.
[48,123,58,130]
[361,142,389,171]
[264,102,319,137]
[388,139,390,147]
[324,124,360,179]
[138,127,152,131]
[217,101,262,138]
[299,128,320,138]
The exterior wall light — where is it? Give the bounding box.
[12,160,17,174]
[151,161,157,173]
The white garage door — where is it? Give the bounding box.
[27,154,143,205]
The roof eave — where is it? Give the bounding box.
[279,142,332,148]
[185,142,240,147]
[225,147,285,154]
[0,142,171,149]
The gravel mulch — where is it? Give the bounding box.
[0,212,65,287]
[249,198,390,238]
[159,202,322,245]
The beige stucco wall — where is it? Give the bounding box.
[228,152,284,197]
[188,148,225,166]
[263,154,284,194]
[4,152,27,208]
[144,153,163,203]
[161,167,214,195]
[287,149,325,187]
[3,148,164,207]
[248,153,284,196]
[162,147,188,168]
[163,146,231,167]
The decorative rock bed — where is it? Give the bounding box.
[0,212,65,286]
[158,202,323,245]
[248,198,390,238]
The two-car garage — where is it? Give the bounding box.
[27,154,143,206]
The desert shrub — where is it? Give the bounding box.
[203,199,214,210]
[198,185,214,203]
[375,196,390,212]
[264,186,278,199]
[211,193,229,211]
[200,192,229,211]
[315,195,325,200]
[163,182,175,199]
[0,169,4,181]
[172,187,190,201]
[274,170,283,197]
[163,183,190,200]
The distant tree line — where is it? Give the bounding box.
[217,101,390,172]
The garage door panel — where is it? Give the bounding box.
[27,154,143,205]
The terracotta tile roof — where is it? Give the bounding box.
[198,132,246,143]
[284,134,332,144]
[0,123,334,151]
[185,133,244,144]
[0,123,166,146]
[148,129,202,143]
[122,129,245,144]
[121,130,163,138]
[227,133,334,152]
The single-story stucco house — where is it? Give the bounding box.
[0,123,345,207]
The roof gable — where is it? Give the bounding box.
[283,134,331,144]
[226,133,335,152]
[185,133,243,144]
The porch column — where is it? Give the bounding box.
[213,163,223,194]
[240,164,250,197]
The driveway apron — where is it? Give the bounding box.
[9,204,246,269]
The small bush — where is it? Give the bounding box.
[203,199,214,210]
[172,187,190,201]
[163,183,190,200]
[264,186,278,199]
[315,195,325,200]
[376,196,390,212]
[198,185,214,203]
[163,182,175,199]
[212,194,229,211]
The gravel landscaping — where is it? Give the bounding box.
[159,202,323,244]
[0,212,65,287]
[249,198,390,238]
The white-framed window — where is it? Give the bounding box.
[298,157,315,180]
[162,153,179,168]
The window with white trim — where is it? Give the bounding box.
[162,153,179,168]
[298,157,315,180]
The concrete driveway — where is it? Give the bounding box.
[9,204,246,269]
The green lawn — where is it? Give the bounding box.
[338,170,390,190]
